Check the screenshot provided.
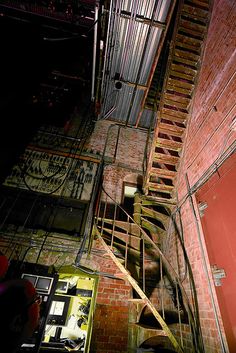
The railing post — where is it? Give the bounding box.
[133,192,145,291]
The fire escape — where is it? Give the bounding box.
[94,0,211,352]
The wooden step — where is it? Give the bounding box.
[96,218,141,236]
[179,17,207,34]
[149,166,177,180]
[141,217,166,234]
[181,11,208,25]
[175,39,201,55]
[159,122,185,138]
[178,25,205,40]
[176,33,202,48]
[166,82,193,97]
[141,205,170,225]
[147,182,174,194]
[97,227,141,250]
[156,138,183,152]
[161,109,188,124]
[174,48,200,63]
[171,63,197,78]
[167,77,195,92]
[182,4,209,21]
[153,152,180,166]
[173,54,199,68]
[170,69,195,82]
[164,93,191,109]
[186,0,209,10]
[102,237,141,262]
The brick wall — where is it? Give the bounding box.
[171,1,236,352]
[89,240,132,353]
[87,121,148,352]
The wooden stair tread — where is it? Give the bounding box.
[97,226,141,249]
[96,218,141,236]
[153,152,180,165]
[169,69,195,82]
[179,17,207,34]
[134,323,168,335]
[147,182,174,193]
[159,122,185,138]
[173,55,199,68]
[186,0,209,10]
[167,77,195,91]
[164,92,191,106]
[150,167,177,179]
[182,4,209,20]
[141,205,170,224]
[156,138,183,152]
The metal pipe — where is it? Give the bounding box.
[101,0,114,98]
[91,2,99,101]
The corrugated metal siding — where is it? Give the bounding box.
[99,0,172,128]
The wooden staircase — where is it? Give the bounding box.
[144,0,210,203]
[92,1,210,351]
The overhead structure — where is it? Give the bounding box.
[97,0,177,129]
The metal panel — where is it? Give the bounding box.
[100,0,172,127]
[138,109,156,129]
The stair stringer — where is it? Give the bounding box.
[144,0,211,202]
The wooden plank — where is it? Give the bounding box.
[170,63,197,78]
[178,25,204,40]
[175,39,201,55]
[156,138,183,152]
[179,18,207,34]
[174,48,200,63]
[98,227,141,250]
[96,218,141,236]
[147,182,174,193]
[186,0,209,10]
[150,167,177,179]
[141,217,166,234]
[162,107,189,119]
[96,231,184,353]
[167,77,195,91]
[183,4,209,20]
[141,205,170,224]
[153,153,180,166]
[165,93,191,107]
[166,83,192,97]
[170,69,195,82]
[163,98,190,110]
[159,122,185,137]
[176,33,202,47]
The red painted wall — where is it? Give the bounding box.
[196,153,236,352]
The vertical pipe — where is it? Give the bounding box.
[91,2,99,101]
[176,282,183,346]
[101,0,114,97]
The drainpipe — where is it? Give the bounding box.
[91,2,99,101]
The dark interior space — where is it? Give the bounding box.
[0,5,94,182]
